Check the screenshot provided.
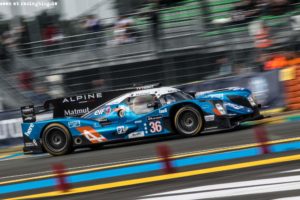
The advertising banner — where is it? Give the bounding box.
[45,89,134,118]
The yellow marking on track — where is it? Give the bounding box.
[1,137,300,186]
[260,108,285,115]
[6,154,300,200]
[0,153,26,160]
[268,120,286,125]
[0,154,10,159]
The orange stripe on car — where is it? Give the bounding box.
[76,126,107,143]
[213,108,222,116]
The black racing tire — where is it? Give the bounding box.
[174,106,204,136]
[42,123,73,156]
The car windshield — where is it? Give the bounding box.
[159,91,193,105]
[130,95,155,115]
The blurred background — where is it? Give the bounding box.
[0,0,298,111]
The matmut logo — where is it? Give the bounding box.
[76,126,107,144]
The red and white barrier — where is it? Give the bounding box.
[254,126,270,154]
[156,144,175,174]
[52,163,70,192]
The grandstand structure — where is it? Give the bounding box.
[0,0,299,110]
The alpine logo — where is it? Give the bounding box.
[62,93,102,103]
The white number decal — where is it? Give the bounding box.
[149,121,162,133]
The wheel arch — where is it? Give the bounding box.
[169,102,204,118]
[40,122,72,145]
[168,102,205,132]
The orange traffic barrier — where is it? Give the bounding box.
[287,97,300,104]
[285,85,300,93]
[288,103,300,110]
[284,79,299,87]
[286,91,300,99]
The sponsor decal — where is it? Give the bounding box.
[134,120,143,124]
[33,139,38,146]
[105,106,111,114]
[96,118,108,122]
[225,102,244,110]
[25,142,35,147]
[68,120,81,128]
[21,105,36,122]
[64,108,89,116]
[204,115,215,122]
[148,115,163,121]
[62,93,102,103]
[207,93,224,99]
[95,108,105,115]
[76,126,107,143]
[128,131,145,139]
[24,116,35,122]
[24,123,34,137]
[159,108,168,114]
[149,121,162,133]
[228,87,244,91]
[205,126,218,130]
[22,107,34,114]
[93,122,101,128]
[116,126,128,134]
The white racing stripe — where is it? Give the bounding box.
[277,169,300,174]
[140,175,300,200]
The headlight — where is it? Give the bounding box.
[247,96,256,107]
[215,103,226,115]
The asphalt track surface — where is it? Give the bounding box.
[1,120,300,200]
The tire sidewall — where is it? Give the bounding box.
[42,123,73,156]
[174,106,203,136]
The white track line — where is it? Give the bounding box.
[140,175,300,200]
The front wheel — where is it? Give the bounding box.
[42,123,73,156]
[174,106,204,136]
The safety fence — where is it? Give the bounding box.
[0,1,299,111]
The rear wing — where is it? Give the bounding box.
[21,105,49,123]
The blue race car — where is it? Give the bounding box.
[21,85,263,156]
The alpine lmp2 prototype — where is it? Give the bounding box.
[21,85,263,156]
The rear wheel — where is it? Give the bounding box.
[174,106,204,136]
[42,123,73,156]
